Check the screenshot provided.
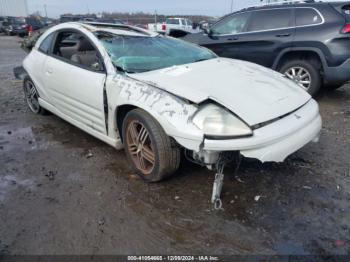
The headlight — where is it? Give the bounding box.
[192,104,252,138]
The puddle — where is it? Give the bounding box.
[0,174,35,202]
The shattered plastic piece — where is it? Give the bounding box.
[254,195,261,202]
[302,186,312,190]
[235,176,245,183]
[86,151,94,159]
[174,196,180,200]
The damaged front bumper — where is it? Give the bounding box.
[202,99,322,163]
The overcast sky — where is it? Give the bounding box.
[28,0,265,18]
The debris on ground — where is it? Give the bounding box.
[254,195,261,202]
[174,196,180,200]
[235,176,245,183]
[86,151,94,159]
[45,170,57,181]
[302,186,312,190]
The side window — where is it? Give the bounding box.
[296,8,322,26]
[247,9,293,32]
[211,12,250,35]
[52,31,103,71]
[181,19,186,26]
[38,33,54,54]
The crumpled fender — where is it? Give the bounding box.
[106,74,204,151]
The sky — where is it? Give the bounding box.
[28,0,264,18]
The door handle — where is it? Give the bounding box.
[275,33,291,37]
[227,37,239,41]
[46,68,53,74]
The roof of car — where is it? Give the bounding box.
[79,22,158,37]
[241,0,330,11]
[57,22,158,37]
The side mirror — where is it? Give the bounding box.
[204,28,213,37]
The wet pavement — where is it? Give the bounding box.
[0,35,349,255]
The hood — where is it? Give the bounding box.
[130,58,311,126]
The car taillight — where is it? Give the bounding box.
[342,23,350,33]
[162,24,166,31]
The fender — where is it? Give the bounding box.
[106,74,204,151]
[272,47,328,70]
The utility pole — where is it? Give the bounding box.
[154,10,157,24]
[44,4,48,18]
[230,0,234,13]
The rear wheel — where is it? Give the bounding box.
[23,77,47,115]
[280,59,321,96]
[122,109,180,182]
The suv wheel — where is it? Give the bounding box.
[280,60,321,96]
[122,109,180,182]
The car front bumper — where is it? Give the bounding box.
[203,99,322,162]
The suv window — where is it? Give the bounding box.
[211,12,250,35]
[53,31,103,71]
[296,8,322,26]
[247,9,292,31]
[39,33,54,54]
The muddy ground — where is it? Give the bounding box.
[0,35,349,256]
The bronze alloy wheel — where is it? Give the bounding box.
[23,77,47,115]
[125,120,156,175]
[122,109,181,182]
[24,79,40,113]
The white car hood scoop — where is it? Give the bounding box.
[131,58,311,126]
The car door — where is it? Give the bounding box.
[43,30,108,135]
[201,12,251,58]
[232,8,295,68]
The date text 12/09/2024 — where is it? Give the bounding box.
[127,256,220,261]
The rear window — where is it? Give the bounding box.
[166,19,180,25]
[339,5,350,21]
[247,9,292,31]
[296,8,323,26]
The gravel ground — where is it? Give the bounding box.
[0,35,349,256]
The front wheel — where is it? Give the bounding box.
[280,60,321,96]
[122,109,180,182]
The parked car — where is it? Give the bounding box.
[2,17,27,36]
[148,17,200,36]
[0,16,5,33]
[183,1,350,96]
[25,17,45,31]
[16,22,321,203]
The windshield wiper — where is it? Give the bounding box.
[194,58,209,63]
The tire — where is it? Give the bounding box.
[324,82,345,91]
[122,109,180,182]
[23,77,47,115]
[279,59,321,96]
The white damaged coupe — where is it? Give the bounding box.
[20,22,322,205]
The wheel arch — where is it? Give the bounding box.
[108,77,204,151]
[273,48,326,72]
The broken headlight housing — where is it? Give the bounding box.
[192,104,253,138]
